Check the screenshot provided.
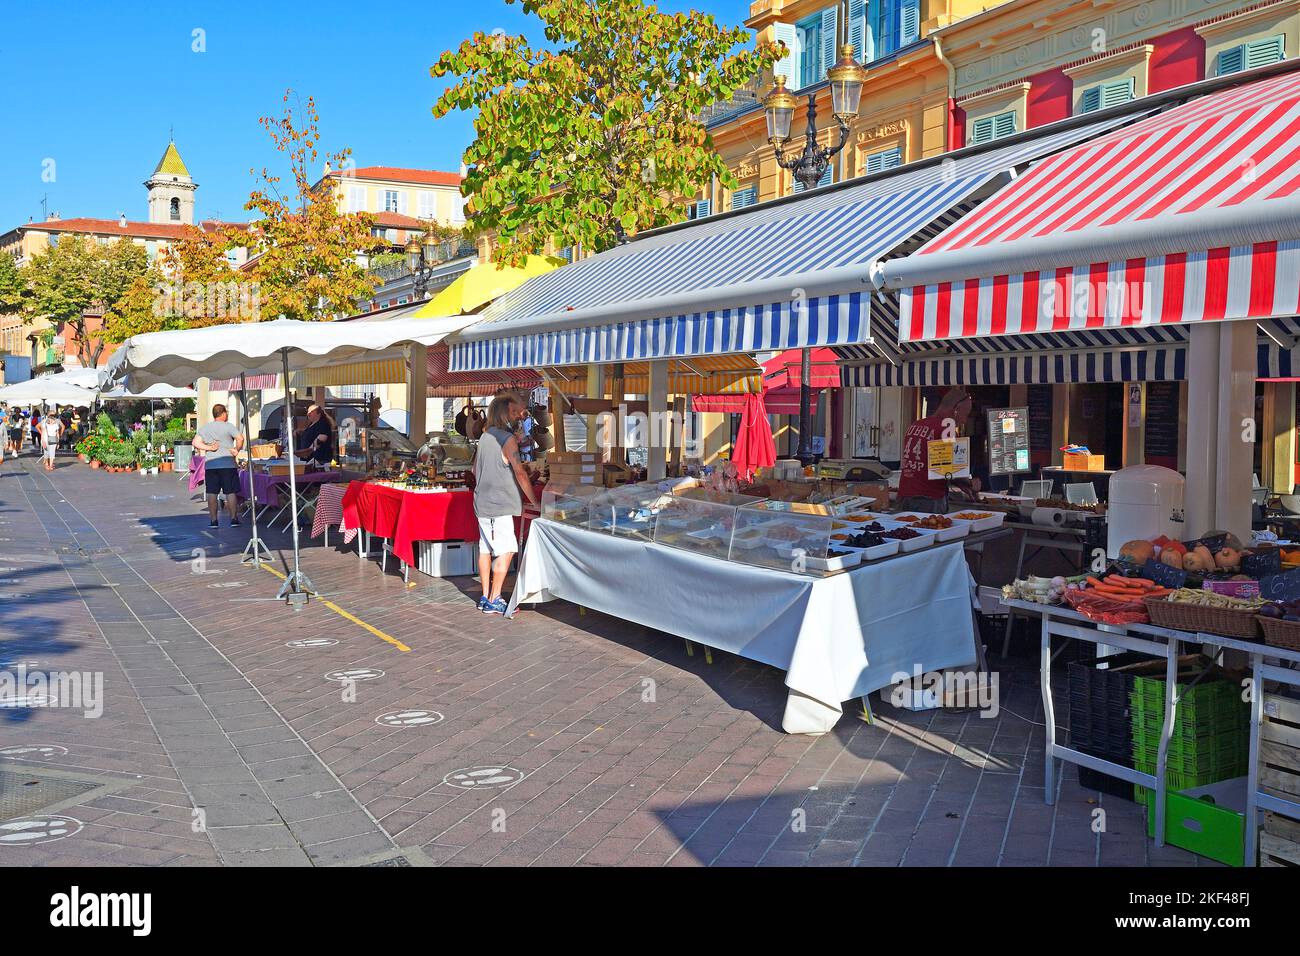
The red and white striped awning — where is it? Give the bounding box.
[883,69,1300,342]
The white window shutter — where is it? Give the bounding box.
[993,111,1017,139]
[821,6,839,78]
[900,0,920,46]
[398,191,408,215]
[773,23,799,81]
[418,192,435,219]
[1246,35,1286,69]
[848,0,869,62]
[1100,77,1135,109]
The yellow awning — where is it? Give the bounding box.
[543,355,762,397]
[415,255,564,317]
[289,357,407,388]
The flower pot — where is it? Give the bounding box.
[78,454,88,462]
[160,462,173,473]
[150,468,158,476]
[90,460,101,470]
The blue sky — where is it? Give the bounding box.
[0,0,746,230]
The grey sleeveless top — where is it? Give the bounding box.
[473,426,521,518]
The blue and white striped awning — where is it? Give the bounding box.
[450,111,1148,373]
[840,315,1300,385]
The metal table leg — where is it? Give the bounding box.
[1041,610,1057,803]
[1153,634,1180,848]
[1245,653,1264,866]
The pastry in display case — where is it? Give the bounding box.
[653,492,751,560]
[541,484,605,526]
[587,483,671,540]
[729,503,836,575]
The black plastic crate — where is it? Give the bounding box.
[1078,763,1134,801]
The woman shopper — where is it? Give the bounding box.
[473,394,540,616]
[38,406,63,471]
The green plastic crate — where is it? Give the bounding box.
[1143,782,1246,867]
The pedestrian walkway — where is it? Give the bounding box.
[0,453,1207,866]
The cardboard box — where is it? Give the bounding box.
[547,474,598,488]
[1063,452,1106,471]
[603,463,633,487]
[549,462,599,475]
[548,451,600,464]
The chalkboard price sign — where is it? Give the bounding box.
[1259,568,1300,603]
[1141,560,1187,589]
[987,406,1031,476]
[1242,548,1282,579]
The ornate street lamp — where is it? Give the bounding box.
[405,234,441,300]
[763,43,867,463]
[763,44,867,193]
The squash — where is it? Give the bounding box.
[1161,541,1188,558]
[1182,549,1215,573]
[1214,547,1242,571]
[1161,548,1185,569]
[1119,540,1155,565]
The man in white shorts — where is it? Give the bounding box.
[472,394,539,615]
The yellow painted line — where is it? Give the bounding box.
[256,564,411,653]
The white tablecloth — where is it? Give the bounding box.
[507,518,978,734]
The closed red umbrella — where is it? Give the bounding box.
[732,392,776,482]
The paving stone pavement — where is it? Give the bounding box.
[0,451,1215,866]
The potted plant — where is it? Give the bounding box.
[138,450,160,476]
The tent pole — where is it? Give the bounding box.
[275,348,314,608]
[238,372,271,569]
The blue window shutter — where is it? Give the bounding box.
[731,186,757,210]
[773,22,799,81]
[968,116,993,145]
[900,0,920,46]
[1246,35,1286,69]
[865,146,903,174]
[1079,86,1102,114]
[992,111,1017,140]
[1217,45,1246,76]
[693,199,712,219]
[819,165,833,188]
[848,0,869,62]
[820,6,839,78]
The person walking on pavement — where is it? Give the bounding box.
[190,404,245,528]
[472,394,540,616]
[38,405,63,472]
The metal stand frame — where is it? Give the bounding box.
[275,348,314,608]
[237,372,272,569]
[1015,598,1300,864]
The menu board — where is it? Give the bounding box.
[1144,381,1180,469]
[987,406,1031,475]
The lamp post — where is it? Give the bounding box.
[764,44,867,464]
[405,234,441,300]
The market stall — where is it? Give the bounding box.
[340,482,478,567]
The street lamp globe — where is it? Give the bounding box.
[827,44,867,121]
[405,238,423,273]
[763,75,798,146]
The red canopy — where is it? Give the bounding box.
[691,348,839,415]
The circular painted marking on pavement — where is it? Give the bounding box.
[325,668,385,682]
[286,638,338,648]
[0,815,83,845]
[0,693,56,709]
[442,766,525,789]
[0,744,68,759]
[375,710,444,728]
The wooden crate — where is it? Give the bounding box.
[1261,694,1300,804]
[1261,812,1300,867]
[1260,693,1300,866]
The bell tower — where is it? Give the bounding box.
[145,140,197,225]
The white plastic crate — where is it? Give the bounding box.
[415,540,478,577]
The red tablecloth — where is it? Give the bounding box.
[341,483,479,566]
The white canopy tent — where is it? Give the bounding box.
[99,383,199,400]
[104,315,471,607]
[0,377,99,406]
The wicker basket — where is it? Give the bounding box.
[1143,595,1261,639]
[1258,615,1300,652]
[251,443,279,460]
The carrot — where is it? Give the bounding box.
[1086,577,1109,589]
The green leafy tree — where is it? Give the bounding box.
[0,252,27,314]
[241,91,385,320]
[26,234,150,367]
[432,0,780,265]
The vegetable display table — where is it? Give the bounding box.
[507,517,982,735]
